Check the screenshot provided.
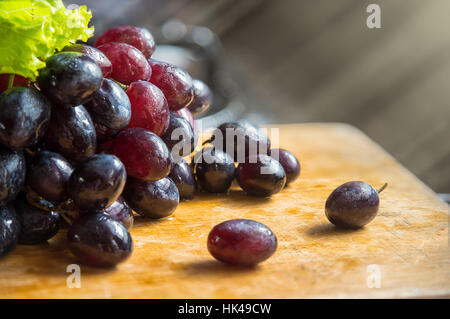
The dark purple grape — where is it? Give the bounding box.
[169,159,196,200]
[193,147,235,193]
[44,105,97,162]
[236,154,286,197]
[112,128,172,181]
[37,52,103,106]
[325,181,385,229]
[103,196,133,229]
[68,212,133,268]
[0,87,51,150]
[84,78,131,130]
[14,199,61,245]
[93,122,120,144]
[207,219,277,266]
[188,79,212,116]
[0,204,20,256]
[123,177,179,219]
[0,147,25,204]
[68,154,126,211]
[27,151,73,202]
[62,43,113,77]
[161,112,195,159]
[270,149,300,186]
[211,120,271,162]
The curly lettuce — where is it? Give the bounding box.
[0,0,94,80]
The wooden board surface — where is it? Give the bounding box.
[0,123,448,298]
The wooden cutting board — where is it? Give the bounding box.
[0,123,448,298]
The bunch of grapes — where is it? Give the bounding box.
[0,25,215,267]
[0,24,383,269]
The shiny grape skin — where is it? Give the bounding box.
[188,79,213,116]
[0,87,51,150]
[0,147,25,204]
[161,112,195,159]
[68,212,133,268]
[148,59,194,111]
[0,74,28,94]
[62,44,113,78]
[207,219,277,266]
[126,81,169,136]
[27,151,73,203]
[270,149,300,186]
[124,177,179,219]
[236,154,286,197]
[37,52,103,106]
[94,122,120,144]
[212,120,271,162]
[14,199,61,245]
[43,105,97,162]
[325,181,380,229]
[103,196,133,229]
[68,154,126,211]
[194,147,235,193]
[85,78,131,130]
[97,42,151,85]
[175,108,197,143]
[112,128,172,181]
[0,204,20,256]
[95,26,156,59]
[169,159,197,200]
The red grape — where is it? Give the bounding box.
[207,219,277,266]
[148,59,194,111]
[126,81,169,136]
[97,42,151,85]
[112,128,172,181]
[95,26,155,59]
[0,74,27,94]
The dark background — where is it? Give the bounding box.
[70,0,450,193]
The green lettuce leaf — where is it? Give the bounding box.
[0,0,94,80]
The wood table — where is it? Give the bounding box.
[0,123,448,298]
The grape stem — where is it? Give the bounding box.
[377,183,388,194]
[7,74,15,89]
[110,79,129,91]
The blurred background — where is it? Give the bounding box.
[71,0,450,193]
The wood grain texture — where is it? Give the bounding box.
[0,123,448,298]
